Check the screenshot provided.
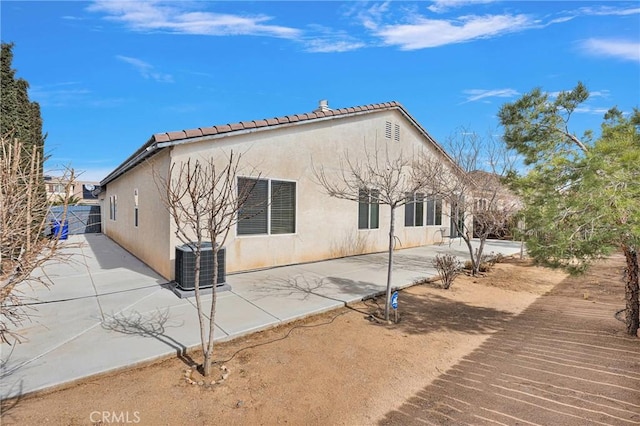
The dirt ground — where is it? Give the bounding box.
[1,256,631,425]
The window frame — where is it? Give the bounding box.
[109,195,117,221]
[405,192,425,227]
[358,188,379,230]
[425,195,443,226]
[236,177,297,236]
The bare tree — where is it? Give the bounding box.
[416,130,519,276]
[1,135,75,344]
[314,143,426,321]
[154,151,256,377]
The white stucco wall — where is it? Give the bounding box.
[103,108,461,279]
[102,151,173,279]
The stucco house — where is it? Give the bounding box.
[99,101,465,280]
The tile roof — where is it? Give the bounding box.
[150,101,402,144]
[100,100,452,186]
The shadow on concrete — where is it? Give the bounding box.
[83,234,165,282]
[101,309,197,368]
[242,274,381,304]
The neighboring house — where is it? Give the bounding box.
[44,175,100,205]
[99,100,464,280]
[468,170,522,239]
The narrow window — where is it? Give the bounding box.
[426,196,442,226]
[358,188,379,230]
[394,124,400,142]
[109,195,117,221]
[134,189,139,227]
[237,178,268,235]
[271,180,296,234]
[405,193,424,227]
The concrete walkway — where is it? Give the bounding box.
[1,234,521,400]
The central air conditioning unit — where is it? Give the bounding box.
[174,242,226,291]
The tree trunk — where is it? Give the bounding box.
[622,245,639,337]
[384,207,396,321]
[202,244,220,377]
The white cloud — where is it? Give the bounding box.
[580,38,640,63]
[461,88,519,103]
[574,106,611,115]
[427,0,499,14]
[578,6,640,17]
[116,55,173,83]
[305,39,366,53]
[375,14,532,50]
[87,0,301,39]
[303,24,366,53]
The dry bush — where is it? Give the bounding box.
[433,253,463,289]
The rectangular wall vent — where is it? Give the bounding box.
[385,121,392,139]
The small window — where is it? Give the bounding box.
[405,193,424,227]
[358,188,379,230]
[394,124,400,142]
[133,189,139,227]
[385,121,392,139]
[109,195,117,221]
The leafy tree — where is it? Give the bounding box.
[1,137,75,344]
[0,44,71,345]
[1,42,45,171]
[499,82,640,336]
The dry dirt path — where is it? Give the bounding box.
[380,254,640,425]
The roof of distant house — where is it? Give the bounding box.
[100,100,451,187]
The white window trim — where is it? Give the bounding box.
[236,176,298,237]
[358,187,380,230]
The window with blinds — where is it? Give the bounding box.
[271,180,296,234]
[237,177,296,235]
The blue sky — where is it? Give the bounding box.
[2,1,639,182]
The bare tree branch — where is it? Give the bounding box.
[152,150,259,377]
[313,141,428,321]
[1,135,78,345]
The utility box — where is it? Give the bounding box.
[174,242,226,291]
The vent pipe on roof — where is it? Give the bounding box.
[315,99,331,112]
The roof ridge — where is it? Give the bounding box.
[153,100,402,143]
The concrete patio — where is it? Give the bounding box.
[0,234,522,400]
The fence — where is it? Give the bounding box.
[49,205,101,235]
